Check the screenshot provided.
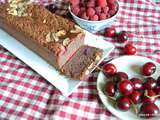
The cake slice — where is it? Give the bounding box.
[0,1,85,70]
[61,45,103,80]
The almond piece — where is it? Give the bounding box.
[63,38,70,46]
[56,30,66,37]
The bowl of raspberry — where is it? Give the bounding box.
[69,0,119,33]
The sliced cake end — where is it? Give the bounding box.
[61,45,103,80]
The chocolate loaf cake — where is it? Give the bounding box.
[61,45,103,80]
[0,1,85,69]
[0,1,103,80]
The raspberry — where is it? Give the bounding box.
[90,14,99,21]
[99,13,106,20]
[108,10,116,16]
[81,12,89,20]
[108,3,118,10]
[106,14,111,18]
[108,0,116,4]
[87,7,96,17]
[102,7,109,14]
[71,6,80,16]
[97,0,107,7]
[86,0,95,8]
[69,0,79,7]
[95,6,102,15]
[78,7,86,16]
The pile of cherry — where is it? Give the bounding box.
[69,0,118,21]
[103,62,160,118]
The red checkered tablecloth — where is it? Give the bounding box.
[0,0,160,119]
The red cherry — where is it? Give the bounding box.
[142,62,156,76]
[105,27,116,37]
[117,96,131,111]
[113,72,128,83]
[143,90,157,103]
[130,90,141,104]
[143,77,156,90]
[117,31,129,43]
[157,76,160,86]
[118,80,133,96]
[139,103,159,118]
[103,63,117,76]
[105,81,116,97]
[124,44,137,55]
[154,86,160,98]
[130,78,143,90]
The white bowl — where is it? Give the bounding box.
[69,1,120,33]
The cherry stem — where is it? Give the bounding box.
[108,96,116,101]
[131,101,138,115]
[145,90,160,99]
[94,65,104,72]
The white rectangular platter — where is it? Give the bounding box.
[0,29,114,96]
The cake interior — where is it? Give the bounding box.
[61,45,103,80]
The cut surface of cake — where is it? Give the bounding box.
[61,45,103,80]
[0,1,85,69]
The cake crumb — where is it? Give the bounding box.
[56,30,66,37]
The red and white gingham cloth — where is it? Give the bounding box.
[0,0,160,119]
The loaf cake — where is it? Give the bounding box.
[0,1,103,80]
[0,1,85,69]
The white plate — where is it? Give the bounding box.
[0,29,114,96]
[97,56,160,120]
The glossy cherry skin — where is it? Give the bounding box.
[105,81,116,97]
[143,77,156,90]
[154,86,160,98]
[130,78,143,90]
[117,96,131,111]
[118,80,133,96]
[139,103,159,118]
[117,31,129,43]
[124,44,137,55]
[157,76,160,86]
[105,27,116,37]
[113,72,128,83]
[143,90,157,103]
[103,63,117,76]
[130,90,141,104]
[142,62,156,76]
